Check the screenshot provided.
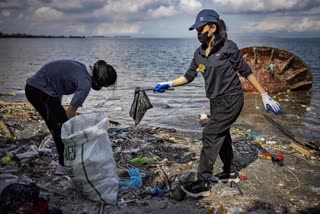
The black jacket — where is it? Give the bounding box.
[184,39,253,100]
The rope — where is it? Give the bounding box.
[139,86,205,126]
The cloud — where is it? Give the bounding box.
[212,0,320,14]
[33,6,63,20]
[244,16,320,32]
[1,0,319,37]
[92,0,161,23]
[95,22,142,35]
[296,17,320,31]
[1,10,10,16]
[179,0,202,14]
[47,0,106,13]
[148,5,178,18]
[96,0,154,15]
[0,0,23,10]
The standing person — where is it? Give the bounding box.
[153,9,281,198]
[25,59,117,174]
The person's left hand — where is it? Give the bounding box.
[153,81,172,93]
[261,92,281,115]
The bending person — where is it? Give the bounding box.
[25,59,117,174]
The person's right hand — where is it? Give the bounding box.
[261,92,281,115]
[153,81,172,93]
[66,105,78,119]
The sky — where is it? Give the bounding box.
[0,0,320,38]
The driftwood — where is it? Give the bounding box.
[289,143,313,158]
[263,114,317,158]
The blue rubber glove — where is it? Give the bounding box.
[261,92,281,115]
[153,81,172,93]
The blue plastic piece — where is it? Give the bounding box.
[152,186,168,198]
[119,168,143,190]
[247,131,259,140]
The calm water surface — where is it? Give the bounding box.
[0,37,319,140]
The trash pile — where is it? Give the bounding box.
[1,101,320,213]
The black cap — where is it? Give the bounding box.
[189,9,220,31]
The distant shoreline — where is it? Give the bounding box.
[0,32,134,39]
[0,33,85,38]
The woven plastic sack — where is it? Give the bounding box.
[61,112,118,204]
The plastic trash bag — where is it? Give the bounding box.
[129,87,153,125]
[61,112,119,204]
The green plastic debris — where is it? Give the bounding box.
[1,155,12,166]
[129,157,154,165]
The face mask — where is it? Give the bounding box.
[198,31,210,44]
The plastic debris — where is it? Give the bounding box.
[16,151,38,160]
[199,113,208,121]
[258,152,284,161]
[1,155,12,166]
[246,131,265,141]
[311,186,320,195]
[129,87,153,125]
[199,113,209,127]
[220,186,242,197]
[128,157,154,165]
[266,140,277,145]
[0,174,33,194]
[119,168,143,190]
[152,186,168,198]
[239,174,248,180]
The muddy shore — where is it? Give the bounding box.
[0,94,319,214]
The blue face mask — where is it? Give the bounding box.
[198,31,210,44]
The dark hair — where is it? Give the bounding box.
[92,60,117,88]
[209,19,228,53]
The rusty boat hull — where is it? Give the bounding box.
[240,46,313,93]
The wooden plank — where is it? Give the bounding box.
[289,142,314,158]
[0,120,12,139]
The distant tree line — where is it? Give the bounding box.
[0,32,85,38]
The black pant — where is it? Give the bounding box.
[198,94,244,181]
[25,84,68,165]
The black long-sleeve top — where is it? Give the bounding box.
[184,39,253,100]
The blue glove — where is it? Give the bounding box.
[261,92,281,115]
[153,81,172,93]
